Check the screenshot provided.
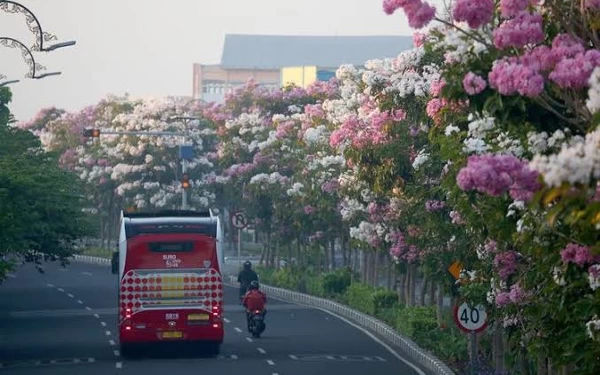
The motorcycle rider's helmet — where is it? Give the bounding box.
[249,280,259,290]
[243,261,252,270]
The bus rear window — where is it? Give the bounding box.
[148,242,194,253]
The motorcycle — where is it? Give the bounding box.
[247,309,266,338]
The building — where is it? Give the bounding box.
[192,34,413,102]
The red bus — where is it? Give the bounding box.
[112,209,224,357]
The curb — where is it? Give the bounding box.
[228,275,455,375]
[71,254,110,266]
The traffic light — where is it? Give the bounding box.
[181,173,190,189]
[83,128,100,138]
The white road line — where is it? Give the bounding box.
[116,362,122,369]
[273,373,280,375]
[289,355,298,360]
[58,268,68,272]
[47,283,54,288]
[113,350,120,356]
[257,347,266,354]
[231,354,238,360]
[85,307,92,311]
[109,340,116,346]
[101,322,107,327]
[223,318,231,323]
[81,272,93,276]
[67,294,74,298]
[105,330,111,336]
[313,306,427,375]
[93,314,100,319]
[77,300,83,304]
[234,327,242,333]
[88,358,95,363]
[266,359,275,365]
[57,288,64,292]
[246,337,253,342]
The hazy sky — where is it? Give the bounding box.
[1,0,445,122]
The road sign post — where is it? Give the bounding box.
[453,302,488,375]
[231,211,248,269]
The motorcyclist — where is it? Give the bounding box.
[237,261,258,300]
[242,280,267,329]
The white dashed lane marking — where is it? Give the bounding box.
[234,327,242,333]
[105,331,111,336]
[223,318,231,323]
[257,348,266,354]
[57,288,64,292]
[246,337,253,343]
[116,362,122,369]
[109,340,116,346]
[266,359,275,365]
[67,294,74,298]
[93,314,100,319]
[101,322,107,327]
[85,307,92,311]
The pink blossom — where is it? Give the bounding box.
[508,283,528,304]
[548,50,600,89]
[499,0,530,19]
[488,58,545,97]
[493,11,544,50]
[484,239,498,254]
[321,179,340,193]
[462,72,487,95]
[99,177,108,185]
[304,104,324,118]
[304,205,315,215]
[429,78,445,97]
[560,243,593,267]
[493,251,519,280]
[586,0,600,9]
[383,0,436,29]
[456,154,541,201]
[452,0,494,29]
[450,210,466,225]
[389,230,406,258]
[495,292,512,307]
[413,31,426,47]
[426,98,444,120]
[551,34,586,59]
[425,200,445,212]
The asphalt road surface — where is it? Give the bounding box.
[0,261,428,375]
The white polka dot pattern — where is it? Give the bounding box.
[119,268,223,320]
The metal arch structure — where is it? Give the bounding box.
[0,36,46,78]
[0,0,57,52]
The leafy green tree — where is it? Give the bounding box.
[0,87,94,281]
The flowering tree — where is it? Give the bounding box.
[384,0,600,372]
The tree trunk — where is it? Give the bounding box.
[361,251,367,283]
[436,283,444,325]
[537,354,548,375]
[397,270,406,305]
[493,325,507,375]
[323,243,330,272]
[330,239,336,270]
[419,275,427,306]
[342,235,348,267]
[428,279,435,306]
[373,252,380,287]
[386,257,393,289]
[404,266,412,306]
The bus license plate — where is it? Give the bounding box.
[162,331,183,339]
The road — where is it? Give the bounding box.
[0,261,427,375]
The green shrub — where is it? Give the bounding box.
[321,267,356,296]
[345,283,377,314]
[372,289,399,314]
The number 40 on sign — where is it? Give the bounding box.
[453,302,488,333]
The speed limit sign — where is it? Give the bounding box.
[453,302,488,333]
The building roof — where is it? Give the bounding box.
[219,34,413,70]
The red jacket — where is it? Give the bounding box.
[243,289,267,311]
